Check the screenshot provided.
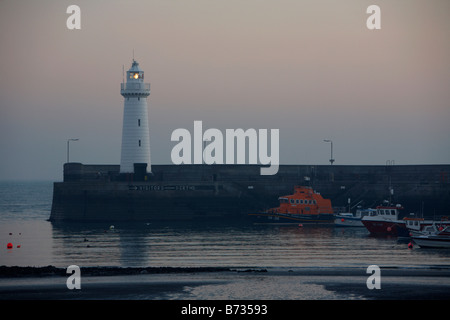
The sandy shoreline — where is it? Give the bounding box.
[0,265,234,278]
[1,265,450,300]
[2,265,450,277]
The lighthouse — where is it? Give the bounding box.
[120,59,151,173]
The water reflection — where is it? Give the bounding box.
[2,219,449,269]
[48,222,450,269]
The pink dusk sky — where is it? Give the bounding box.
[0,0,449,180]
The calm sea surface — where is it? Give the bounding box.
[1,181,450,269]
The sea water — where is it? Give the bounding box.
[1,180,449,269]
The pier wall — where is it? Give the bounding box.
[50,163,450,222]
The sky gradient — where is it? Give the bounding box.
[0,0,449,180]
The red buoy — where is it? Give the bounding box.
[408,242,413,249]
[7,243,13,249]
[341,218,345,222]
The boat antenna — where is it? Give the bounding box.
[304,176,311,187]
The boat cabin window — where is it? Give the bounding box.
[296,200,299,204]
[300,200,304,204]
[279,198,288,203]
[378,209,397,216]
[290,199,295,204]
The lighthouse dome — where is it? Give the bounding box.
[129,60,143,72]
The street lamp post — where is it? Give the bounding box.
[323,139,335,165]
[67,139,79,163]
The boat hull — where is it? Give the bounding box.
[361,219,404,235]
[334,216,364,227]
[248,212,335,224]
[412,236,450,248]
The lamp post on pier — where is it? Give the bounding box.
[67,138,79,163]
[323,139,335,165]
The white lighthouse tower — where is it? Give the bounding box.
[120,59,152,173]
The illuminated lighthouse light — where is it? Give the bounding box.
[120,59,151,173]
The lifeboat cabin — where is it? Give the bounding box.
[249,186,334,223]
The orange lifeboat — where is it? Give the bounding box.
[249,186,334,224]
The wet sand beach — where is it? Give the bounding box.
[1,266,450,300]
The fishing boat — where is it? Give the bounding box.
[335,209,376,227]
[361,205,404,235]
[409,224,440,237]
[248,186,334,224]
[412,226,450,248]
[397,217,450,238]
